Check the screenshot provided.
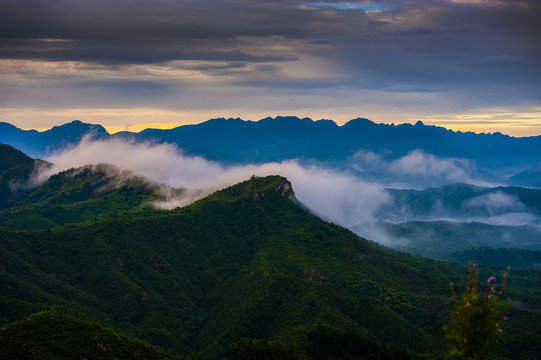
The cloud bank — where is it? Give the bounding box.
[348,149,497,188]
[464,191,527,215]
[38,137,390,228]
[33,137,540,250]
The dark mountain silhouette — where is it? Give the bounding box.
[2,117,541,173]
[0,120,108,157]
[96,116,541,169]
[0,143,35,172]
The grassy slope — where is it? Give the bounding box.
[1,176,540,359]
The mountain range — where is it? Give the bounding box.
[2,117,541,185]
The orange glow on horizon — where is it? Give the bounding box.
[1,107,540,138]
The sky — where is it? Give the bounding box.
[1,0,540,136]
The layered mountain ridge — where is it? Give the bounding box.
[3,117,541,179]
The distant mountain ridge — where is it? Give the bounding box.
[0,120,108,157]
[2,117,541,172]
[509,162,541,188]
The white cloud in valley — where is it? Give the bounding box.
[463,191,527,215]
[348,148,497,188]
[388,150,472,182]
[31,137,540,248]
[36,136,390,229]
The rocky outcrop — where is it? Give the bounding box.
[274,178,296,201]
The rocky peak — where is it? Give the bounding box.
[274,178,296,201]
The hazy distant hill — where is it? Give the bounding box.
[509,162,541,187]
[449,247,541,269]
[377,220,541,260]
[363,183,541,264]
[378,183,541,221]
[3,117,541,173]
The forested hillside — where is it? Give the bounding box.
[1,174,540,359]
[0,311,180,360]
[0,163,167,230]
[0,144,45,210]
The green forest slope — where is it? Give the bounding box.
[0,163,169,230]
[0,310,181,360]
[1,175,540,359]
[0,144,44,210]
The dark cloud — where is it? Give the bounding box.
[0,0,309,66]
[0,0,311,40]
[0,48,294,64]
[2,0,539,69]
[0,0,540,123]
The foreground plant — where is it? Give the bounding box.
[444,261,511,360]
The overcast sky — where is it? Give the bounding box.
[1,0,540,136]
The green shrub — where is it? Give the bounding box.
[444,261,510,359]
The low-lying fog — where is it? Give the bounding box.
[32,136,541,251]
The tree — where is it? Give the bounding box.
[444,261,510,359]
